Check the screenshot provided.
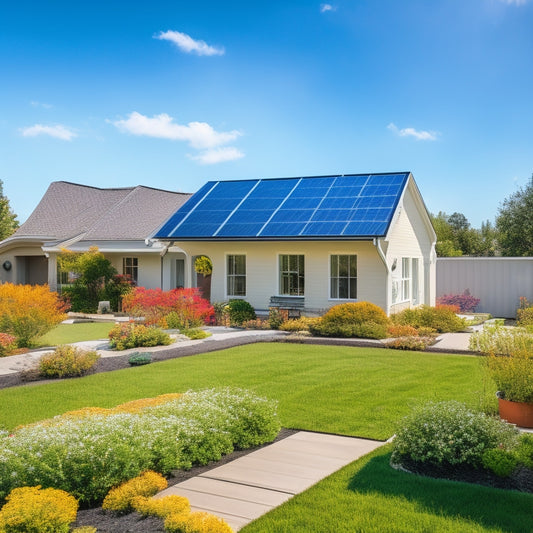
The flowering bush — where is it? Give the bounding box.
[436,289,480,312]
[0,283,67,347]
[108,323,171,350]
[386,324,419,338]
[0,333,16,357]
[310,302,390,339]
[392,401,519,468]
[122,287,214,327]
[164,510,234,533]
[469,325,533,355]
[391,305,466,333]
[102,471,168,513]
[280,317,320,332]
[0,485,78,533]
[38,345,100,378]
[517,306,533,327]
[132,494,190,518]
[0,389,279,505]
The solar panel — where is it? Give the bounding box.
[154,172,410,239]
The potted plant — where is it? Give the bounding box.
[484,348,533,428]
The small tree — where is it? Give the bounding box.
[0,179,19,240]
[58,247,131,312]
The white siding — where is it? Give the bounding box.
[173,241,387,313]
[437,257,533,318]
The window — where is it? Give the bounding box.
[330,254,357,299]
[401,257,410,301]
[123,257,138,284]
[227,255,246,296]
[412,258,419,305]
[279,255,304,296]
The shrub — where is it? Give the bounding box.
[0,486,78,533]
[212,302,229,326]
[268,308,285,330]
[516,433,533,469]
[310,302,389,339]
[181,328,211,340]
[128,352,152,366]
[280,317,319,332]
[483,348,533,403]
[241,318,271,330]
[132,495,190,518]
[385,336,435,351]
[517,306,533,326]
[436,289,480,312]
[165,510,234,533]
[482,448,518,477]
[72,528,97,533]
[108,323,171,350]
[0,283,67,347]
[102,471,168,513]
[38,345,100,378]
[0,389,279,505]
[226,300,256,326]
[469,324,533,355]
[392,401,519,468]
[391,305,466,333]
[0,333,16,357]
[386,324,419,338]
[122,287,214,328]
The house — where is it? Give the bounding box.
[0,181,191,291]
[152,172,437,315]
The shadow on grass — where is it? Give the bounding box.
[348,447,532,533]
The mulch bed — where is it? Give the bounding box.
[395,458,533,494]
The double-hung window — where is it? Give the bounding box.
[330,254,357,299]
[401,257,410,301]
[227,255,246,297]
[123,257,138,284]
[279,255,304,296]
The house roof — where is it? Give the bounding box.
[11,181,191,244]
[154,172,411,241]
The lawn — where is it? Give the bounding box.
[37,322,114,347]
[1,343,528,533]
[0,343,490,437]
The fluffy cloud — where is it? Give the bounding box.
[111,112,243,164]
[189,147,245,165]
[320,4,337,12]
[387,123,438,141]
[154,30,224,56]
[20,124,76,141]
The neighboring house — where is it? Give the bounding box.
[0,181,191,291]
[153,172,437,315]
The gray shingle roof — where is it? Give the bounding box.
[14,181,191,242]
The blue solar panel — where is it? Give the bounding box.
[156,172,409,239]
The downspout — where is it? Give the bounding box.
[373,237,391,315]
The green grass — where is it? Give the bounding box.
[36,322,114,347]
[241,445,532,533]
[0,343,491,436]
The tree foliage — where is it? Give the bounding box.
[496,177,533,257]
[0,179,19,240]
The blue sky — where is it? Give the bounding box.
[1,0,532,226]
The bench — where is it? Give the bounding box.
[269,296,305,318]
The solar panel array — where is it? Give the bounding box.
[155,173,410,240]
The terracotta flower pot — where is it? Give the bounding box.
[498,397,533,428]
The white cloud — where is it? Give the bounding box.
[189,147,245,165]
[111,112,241,149]
[320,3,337,12]
[154,30,224,56]
[30,101,53,109]
[387,122,438,141]
[20,124,77,141]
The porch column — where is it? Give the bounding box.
[47,253,58,292]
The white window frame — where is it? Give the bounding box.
[226,254,246,297]
[401,257,411,302]
[278,254,305,296]
[329,254,357,300]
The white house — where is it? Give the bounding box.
[153,172,437,315]
[0,181,191,291]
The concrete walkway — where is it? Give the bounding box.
[156,431,384,531]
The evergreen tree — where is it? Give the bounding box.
[0,180,19,240]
